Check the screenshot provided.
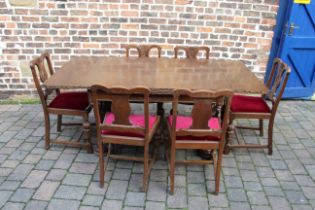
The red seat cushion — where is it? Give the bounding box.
[101,112,157,137]
[48,92,89,111]
[168,115,221,141]
[231,95,271,113]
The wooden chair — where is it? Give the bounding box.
[167,89,232,194]
[225,58,291,155]
[174,46,210,59]
[124,44,162,58]
[30,51,93,152]
[91,85,161,191]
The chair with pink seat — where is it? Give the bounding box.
[225,58,291,155]
[91,85,160,192]
[30,51,93,152]
[167,89,232,195]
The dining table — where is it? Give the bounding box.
[45,56,268,98]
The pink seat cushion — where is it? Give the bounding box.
[48,92,89,111]
[101,113,157,137]
[168,115,221,141]
[231,95,271,113]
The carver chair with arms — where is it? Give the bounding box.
[225,58,291,155]
[167,89,232,194]
[30,51,93,152]
[91,85,161,192]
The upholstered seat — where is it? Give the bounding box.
[101,113,158,137]
[231,95,270,113]
[168,115,221,140]
[48,92,89,110]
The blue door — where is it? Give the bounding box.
[268,1,315,98]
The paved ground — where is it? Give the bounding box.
[0,101,315,210]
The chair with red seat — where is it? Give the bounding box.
[30,51,93,152]
[225,58,291,155]
[167,89,232,194]
[91,85,160,191]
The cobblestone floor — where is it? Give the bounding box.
[0,101,315,210]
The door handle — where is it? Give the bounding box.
[288,22,299,36]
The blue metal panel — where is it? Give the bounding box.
[266,0,315,98]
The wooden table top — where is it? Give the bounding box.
[45,57,268,94]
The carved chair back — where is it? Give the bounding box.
[264,58,291,113]
[30,51,57,109]
[123,45,162,58]
[174,46,210,60]
[170,89,232,142]
[91,85,151,140]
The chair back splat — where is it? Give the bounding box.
[265,58,291,110]
[174,46,210,60]
[30,51,58,108]
[123,44,162,58]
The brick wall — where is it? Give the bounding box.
[0,0,279,98]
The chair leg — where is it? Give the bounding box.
[44,113,51,150]
[223,119,234,154]
[143,144,149,192]
[267,120,274,155]
[83,114,93,153]
[214,146,223,195]
[57,115,62,132]
[259,119,263,137]
[170,144,176,194]
[99,142,110,188]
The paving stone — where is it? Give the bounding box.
[47,199,80,210]
[21,170,47,188]
[69,162,97,174]
[150,170,167,182]
[10,188,34,202]
[24,200,48,210]
[1,202,24,210]
[7,164,33,181]
[188,183,206,196]
[123,207,143,210]
[208,193,229,208]
[0,191,13,208]
[63,173,91,186]
[167,187,187,209]
[230,202,251,210]
[269,196,291,210]
[79,206,100,210]
[188,196,208,210]
[145,201,165,210]
[225,176,243,188]
[33,181,59,201]
[251,205,272,210]
[227,189,248,202]
[102,199,123,210]
[187,171,204,184]
[87,181,107,195]
[46,169,67,181]
[274,170,295,181]
[125,192,146,207]
[22,154,41,164]
[302,187,315,200]
[82,194,103,206]
[292,205,313,210]
[0,181,20,190]
[285,191,308,204]
[247,191,268,205]
[54,185,87,200]
[106,180,128,200]
[147,181,167,202]
[243,181,263,191]
[128,174,143,192]
[112,168,132,180]
[54,153,76,169]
